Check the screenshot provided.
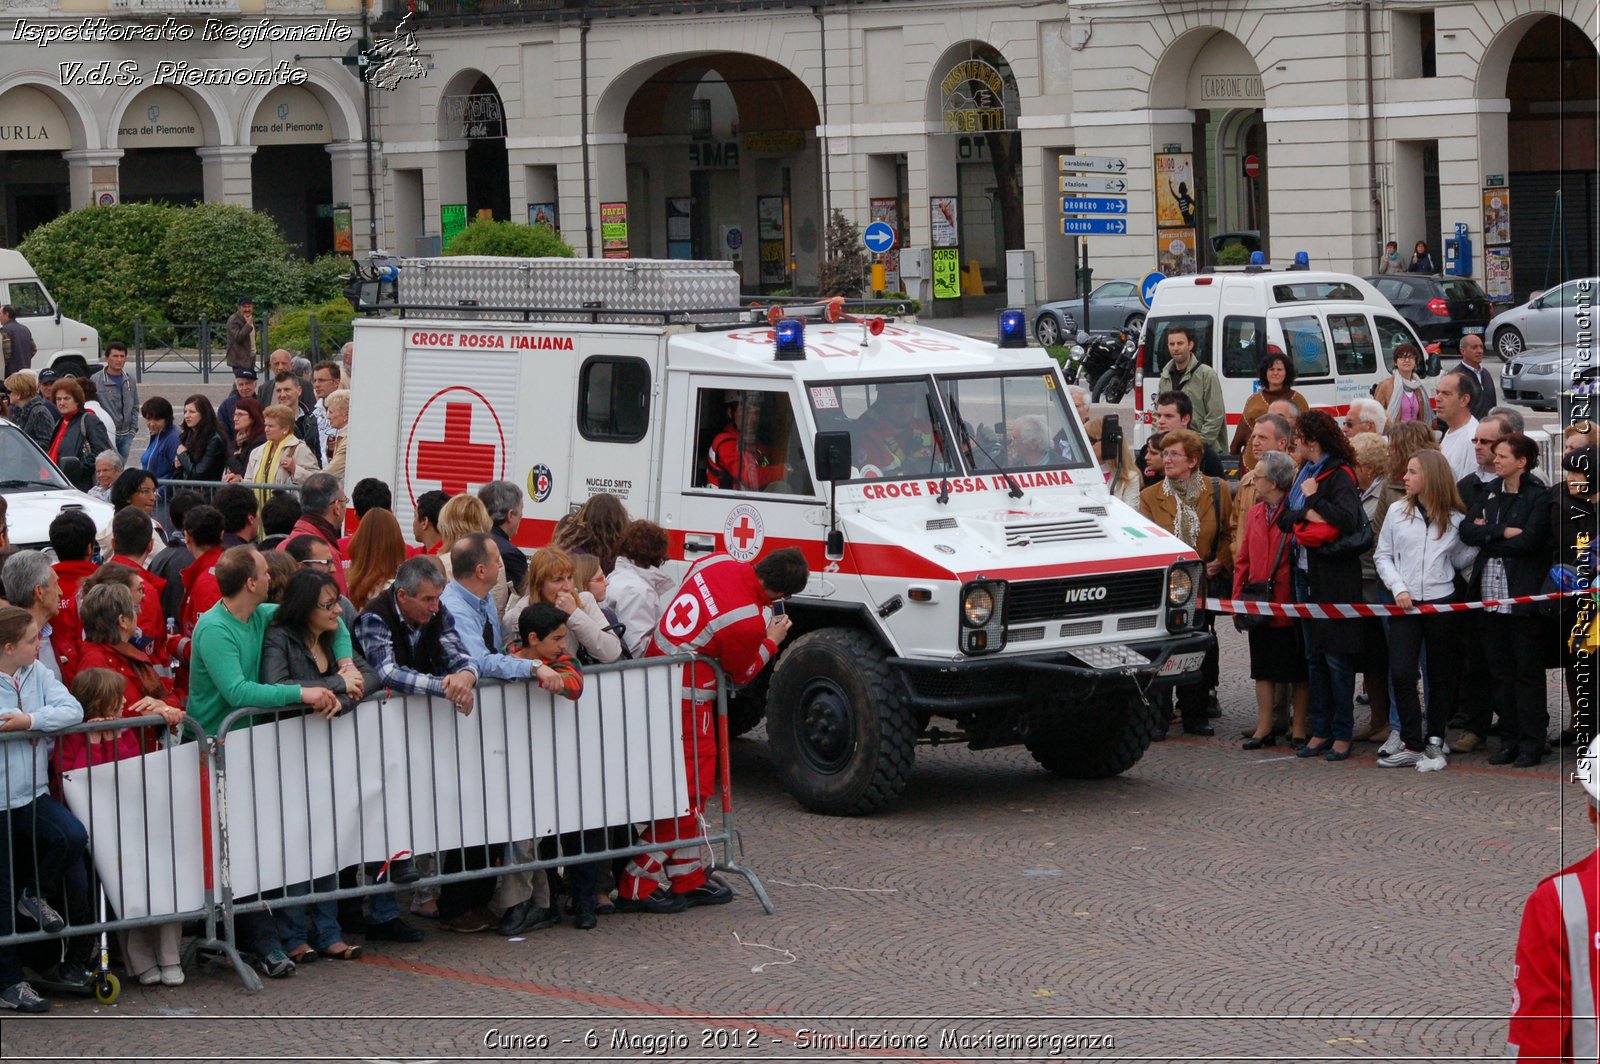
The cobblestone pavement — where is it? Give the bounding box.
[0,623,1579,1062]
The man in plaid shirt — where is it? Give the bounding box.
[354,556,477,710]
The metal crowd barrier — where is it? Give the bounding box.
[0,654,767,994]
[0,713,253,999]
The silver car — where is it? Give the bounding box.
[1499,344,1598,411]
[1487,277,1599,358]
[1032,279,1147,346]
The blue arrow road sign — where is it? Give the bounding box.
[1140,271,1166,306]
[1060,218,1129,236]
[1060,196,1128,215]
[863,221,896,254]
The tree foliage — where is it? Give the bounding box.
[444,218,575,258]
[815,210,867,297]
[161,202,301,324]
[269,297,356,360]
[17,203,176,345]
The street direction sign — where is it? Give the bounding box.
[1060,218,1129,236]
[1059,175,1128,195]
[862,221,896,254]
[1058,154,1127,174]
[1060,196,1128,215]
[1140,271,1166,306]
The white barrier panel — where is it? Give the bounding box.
[60,742,211,921]
[62,660,690,916]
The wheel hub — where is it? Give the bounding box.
[796,680,853,772]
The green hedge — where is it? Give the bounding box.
[18,202,332,345]
[268,297,356,360]
[444,218,575,258]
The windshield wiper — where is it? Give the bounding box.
[0,479,62,490]
[947,392,1024,499]
[924,393,952,505]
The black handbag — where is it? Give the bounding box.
[1235,526,1291,632]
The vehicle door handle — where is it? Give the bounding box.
[684,533,716,554]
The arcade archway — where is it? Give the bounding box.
[615,54,820,291]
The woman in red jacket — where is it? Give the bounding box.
[71,582,179,753]
[1233,450,1309,749]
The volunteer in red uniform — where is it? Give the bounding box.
[616,546,808,913]
[1508,741,1600,1059]
[707,394,786,491]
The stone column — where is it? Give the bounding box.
[326,140,378,253]
[196,145,257,205]
[62,149,124,210]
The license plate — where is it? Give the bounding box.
[1463,326,1484,334]
[1501,374,1515,390]
[1158,651,1206,676]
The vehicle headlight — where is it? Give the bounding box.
[1069,344,1086,358]
[962,585,995,627]
[1167,566,1195,607]
[1525,361,1558,376]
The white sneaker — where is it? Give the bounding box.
[1418,738,1449,772]
[1378,731,1405,757]
[159,965,185,987]
[1379,747,1422,767]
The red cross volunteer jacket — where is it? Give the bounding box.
[1509,847,1600,1061]
[649,553,777,685]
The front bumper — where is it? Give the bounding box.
[888,630,1216,712]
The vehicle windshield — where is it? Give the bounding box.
[0,421,72,491]
[804,372,1092,481]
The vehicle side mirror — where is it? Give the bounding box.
[1100,413,1122,458]
[1529,291,1544,306]
[53,306,60,325]
[813,430,852,483]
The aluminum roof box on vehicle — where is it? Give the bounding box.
[392,256,744,323]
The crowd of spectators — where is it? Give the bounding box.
[0,345,717,1012]
[1129,342,1596,776]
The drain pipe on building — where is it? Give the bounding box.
[1364,0,1382,263]
[813,3,832,223]
[580,8,595,257]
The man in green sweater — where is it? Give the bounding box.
[187,545,346,735]
[1156,324,1227,454]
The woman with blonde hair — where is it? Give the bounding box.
[241,404,320,501]
[1087,417,1141,507]
[1373,448,1476,771]
[553,493,630,574]
[346,508,408,610]
[507,547,622,663]
[6,371,55,448]
[323,389,351,484]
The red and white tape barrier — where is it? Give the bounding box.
[1201,588,1590,620]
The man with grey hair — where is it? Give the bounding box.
[1344,396,1387,438]
[1461,412,1514,511]
[288,472,349,596]
[340,341,354,385]
[2,550,64,678]
[355,556,477,709]
[477,480,528,592]
[1006,414,1053,466]
[1267,398,1302,426]
[1068,385,1091,426]
[1487,404,1525,435]
[89,449,123,502]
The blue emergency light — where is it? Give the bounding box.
[774,318,806,360]
[1291,251,1311,271]
[1249,251,1265,265]
[998,308,1027,348]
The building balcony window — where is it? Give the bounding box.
[108,0,242,12]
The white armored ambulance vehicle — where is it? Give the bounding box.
[345,256,1214,815]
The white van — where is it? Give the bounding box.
[1133,270,1430,442]
[0,249,101,377]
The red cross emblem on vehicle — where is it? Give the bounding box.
[723,503,764,562]
[405,387,508,504]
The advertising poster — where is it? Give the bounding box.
[1484,246,1514,303]
[600,201,629,258]
[932,247,961,300]
[1482,187,1511,246]
[757,195,787,289]
[440,204,467,251]
[870,197,901,291]
[529,202,558,233]
[930,196,959,249]
[332,206,352,254]
[1155,153,1197,228]
[1158,229,1197,277]
[758,196,785,240]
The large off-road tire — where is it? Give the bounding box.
[766,629,915,816]
[726,669,769,739]
[1023,688,1163,778]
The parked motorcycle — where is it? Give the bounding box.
[1092,330,1140,403]
[1068,330,1125,391]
